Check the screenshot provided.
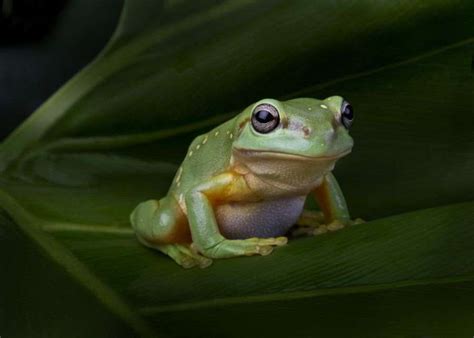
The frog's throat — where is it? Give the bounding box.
[231,148,350,193]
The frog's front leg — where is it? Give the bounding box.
[295,173,362,236]
[314,172,351,232]
[186,172,288,259]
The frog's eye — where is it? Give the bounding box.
[251,104,280,134]
[340,100,354,129]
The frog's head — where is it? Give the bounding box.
[232,97,354,190]
[233,96,354,159]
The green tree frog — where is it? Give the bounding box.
[131,96,357,268]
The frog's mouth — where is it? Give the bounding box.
[233,148,352,161]
[232,147,351,191]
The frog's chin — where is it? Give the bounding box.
[233,147,352,161]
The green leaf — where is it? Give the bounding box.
[1,1,473,337]
[0,210,148,338]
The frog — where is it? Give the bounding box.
[130,96,357,268]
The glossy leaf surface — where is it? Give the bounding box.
[0,1,473,337]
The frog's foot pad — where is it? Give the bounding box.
[243,236,288,256]
[351,218,365,225]
[199,236,288,259]
[313,218,366,236]
[252,236,288,247]
[143,241,212,269]
[174,244,213,269]
[291,210,325,237]
[234,236,288,256]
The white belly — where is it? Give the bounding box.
[215,195,306,239]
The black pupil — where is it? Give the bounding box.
[343,105,353,120]
[255,110,274,123]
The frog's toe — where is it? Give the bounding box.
[244,236,288,246]
[159,244,198,269]
[255,245,273,256]
[179,257,198,269]
[200,239,276,258]
[327,220,345,231]
[197,257,213,268]
[312,218,364,236]
[141,242,200,268]
[258,236,288,246]
[350,218,365,225]
[240,244,273,256]
[177,244,213,269]
[313,225,328,236]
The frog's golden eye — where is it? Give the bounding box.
[340,100,354,129]
[251,104,280,134]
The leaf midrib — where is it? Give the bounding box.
[138,273,474,315]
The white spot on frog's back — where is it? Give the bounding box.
[174,167,183,188]
[178,193,186,213]
[215,196,306,239]
[320,104,328,109]
[175,167,183,183]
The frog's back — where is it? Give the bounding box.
[169,117,237,198]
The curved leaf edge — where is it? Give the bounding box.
[0,0,258,171]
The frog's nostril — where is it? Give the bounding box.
[302,126,311,138]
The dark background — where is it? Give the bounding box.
[0,0,123,140]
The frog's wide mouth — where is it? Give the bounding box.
[233,148,352,161]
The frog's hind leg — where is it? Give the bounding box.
[130,197,190,244]
[130,197,212,268]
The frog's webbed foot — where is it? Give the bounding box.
[291,210,364,237]
[141,240,213,269]
[197,236,288,259]
[291,210,325,237]
[312,218,366,236]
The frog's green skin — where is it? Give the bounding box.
[131,96,354,268]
